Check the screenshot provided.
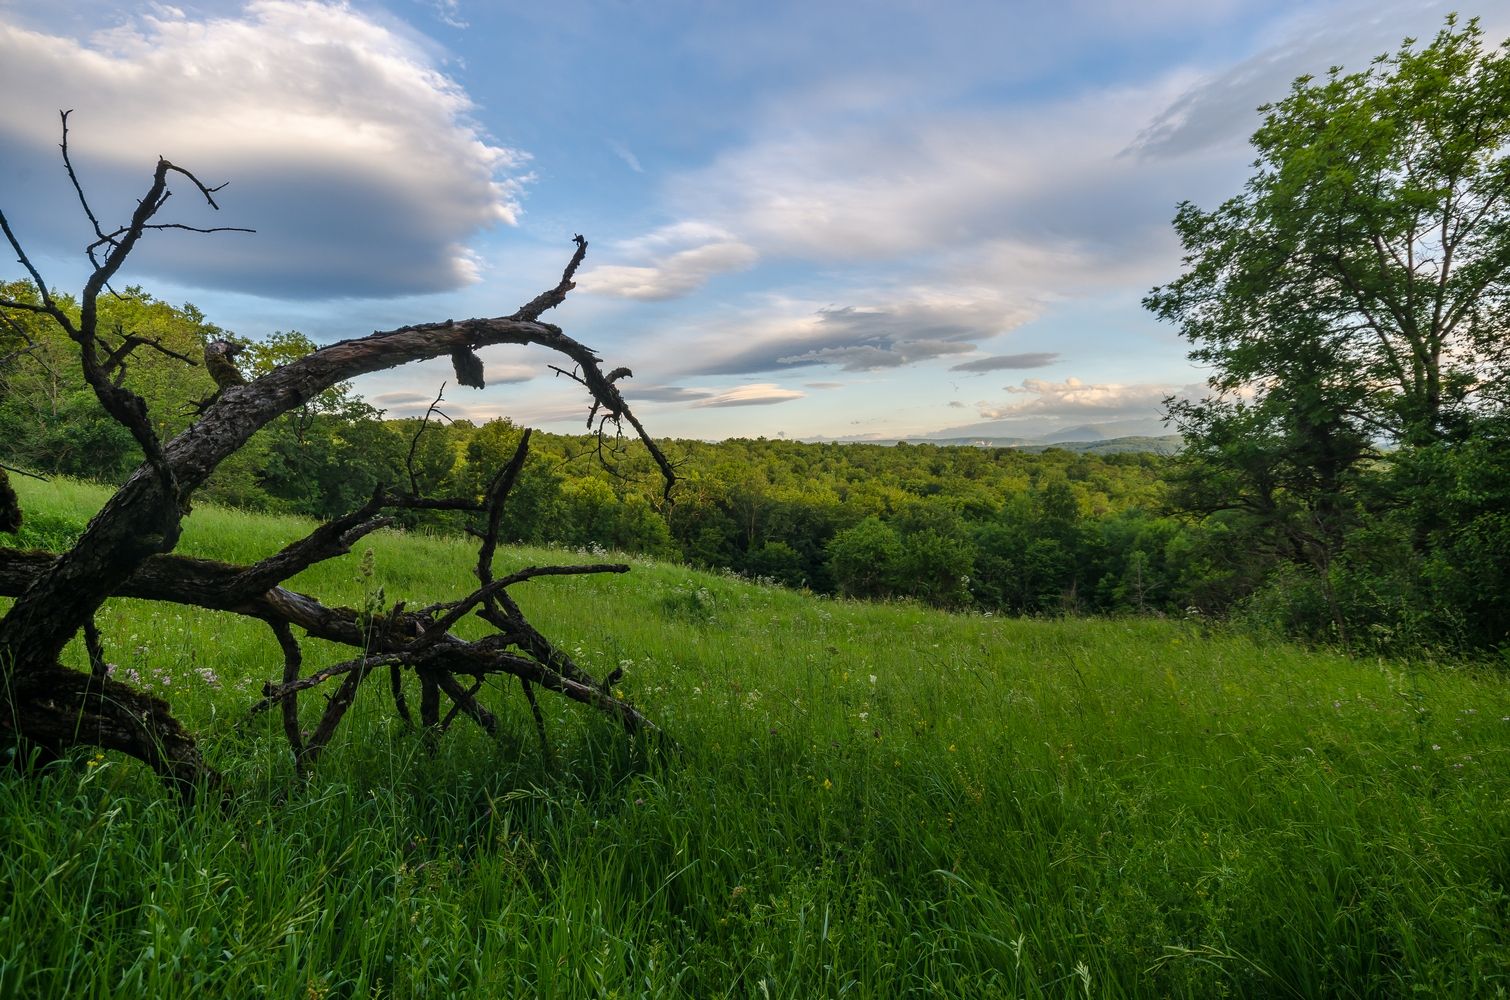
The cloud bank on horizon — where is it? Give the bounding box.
[2,0,1501,440]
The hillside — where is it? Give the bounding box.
[2,478,1508,997]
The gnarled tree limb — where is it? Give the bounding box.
[0,118,675,798]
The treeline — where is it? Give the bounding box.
[0,281,1227,616]
[3,280,1506,658]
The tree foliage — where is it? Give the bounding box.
[1148,17,1510,653]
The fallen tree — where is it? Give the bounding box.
[0,114,674,798]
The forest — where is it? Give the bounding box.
[3,276,1506,659]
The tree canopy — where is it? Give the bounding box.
[1147,16,1510,652]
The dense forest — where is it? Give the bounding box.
[3,274,1504,658]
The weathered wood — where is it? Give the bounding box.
[0,126,675,795]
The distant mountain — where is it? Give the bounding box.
[897,434,1181,455]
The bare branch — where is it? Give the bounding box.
[59,110,109,251]
[405,385,449,496]
[512,233,588,321]
[83,618,108,681]
[0,463,46,482]
[0,211,73,334]
[268,620,305,765]
[1,122,675,790]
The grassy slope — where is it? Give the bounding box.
[2,478,1507,998]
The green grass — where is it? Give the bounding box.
[2,477,1508,998]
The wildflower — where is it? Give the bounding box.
[947,744,957,753]
[868,674,877,685]
[858,712,869,721]
[822,777,832,790]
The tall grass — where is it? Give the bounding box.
[2,478,1507,997]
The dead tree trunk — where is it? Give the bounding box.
[0,115,674,798]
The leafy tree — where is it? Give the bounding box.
[1147,17,1510,650]
[1148,16,1510,452]
[827,516,902,599]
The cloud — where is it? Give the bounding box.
[370,391,439,408]
[579,221,757,300]
[0,2,526,298]
[420,0,469,29]
[665,79,1204,277]
[582,242,758,300]
[626,385,716,403]
[1128,0,1492,160]
[804,381,844,389]
[476,362,537,385]
[690,383,804,408]
[607,138,644,173]
[921,375,1201,440]
[975,376,1191,420]
[688,291,1036,376]
[949,352,1061,373]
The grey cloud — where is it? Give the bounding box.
[804,381,844,389]
[371,391,439,407]
[779,339,974,371]
[949,352,1061,373]
[0,4,525,299]
[694,299,1026,375]
[627,385,717,402]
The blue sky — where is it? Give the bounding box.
[3,0,1506,441]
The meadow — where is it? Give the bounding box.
[2,477,1507,998]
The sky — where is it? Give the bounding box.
[3,0,1508,443]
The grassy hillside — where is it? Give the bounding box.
[2,479,1508,998]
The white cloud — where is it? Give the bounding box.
[607,138,644,173]
[0,2,526,297]
[580,221,757,300]
[690,383,804,408]
[977,376,1188,420]
[420,0,468,29]
[666,79,1206,274]
[583,242,757,300]
[1129,1,1510,160]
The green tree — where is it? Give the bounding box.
[1148,17,1510,452]
[1147,17,1510,650]
[827,516,902,600]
